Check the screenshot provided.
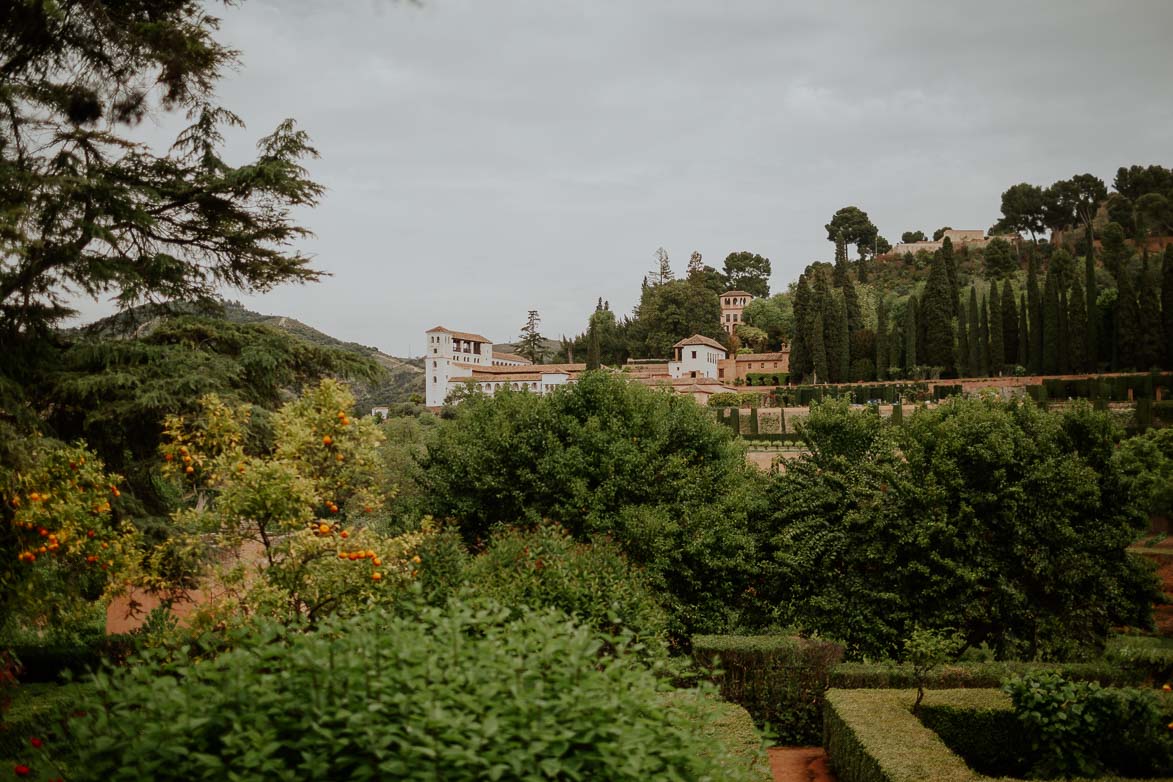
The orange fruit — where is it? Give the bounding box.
[348,552,360,561]
[318,523,331,535]
[371,572,382,581]
[322,435,332,446]
[335,453,344,462]
[339,530,349,539]
[164,453,173,462]
[338,552,348,560]
[185,466,194,474]
[372,558,382,566]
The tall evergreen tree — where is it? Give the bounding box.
[1116,266,1141,370]
[586,320,601,370]
[810,309,829,383]
[1068,276,1088,372]
[519,310,546,364]
[1057,285,1070,374]
[842,275,864,338]
[888,316,902,375]
[1018,294,1030,371]
[1163,246,1173,367]
[1137,257,1164,370]
[789,275,813,381]
[989,283,1004,375]
[1085,245,1097,370]
[978,296,991,377]
[1002,279,1019,367]
[922,253,956,372]
[648,247,674,285]
[956,302,970,377]
[875,298,889,381]
[941,237,960,315]
[1042,268,1060,374]
[967,287,981,376]
[1027,253,1044,373]
[833,232,850,287]
[825,290,853,382]
[904,296,918,370]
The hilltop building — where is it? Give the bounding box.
[718,349,790,383]
[719,290,753,335]
[889,229,998,256]
[668,334,727,379]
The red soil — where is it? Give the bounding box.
[768,747,837,782]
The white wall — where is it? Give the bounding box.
[668,344,725,379]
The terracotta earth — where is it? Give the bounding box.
[768,747,837,782]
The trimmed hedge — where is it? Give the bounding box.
[0,682,94,761]
[829,660,1145,690]
[824,689,1169,782]
[661,692,772,782]
[692,634,844,744]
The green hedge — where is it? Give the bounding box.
[708,392,766,409]
[745,372,787,387]
[0,682,94,761]
[829,660,1145,690]
[823,689,1168,782]
[1105,635,1173,684]
[662,692,771,782]
[692,634,844,744]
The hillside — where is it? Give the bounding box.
[80,300,425,409]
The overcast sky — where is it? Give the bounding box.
[70,0,1173,356]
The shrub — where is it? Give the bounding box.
[463,523,668,652]
[829,660,1142,690]
[1003,671,1173,779]
[65,601,766,782]
[0,682,94,762]
[692,634,843,744]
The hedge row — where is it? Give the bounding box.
[744,372,787,387]
[824,689,1164,782]
[0,682,94,761]
[829,660,1147,689]
[692,635,843,744]
[1026,373,1173,404]
[774,382,929,407]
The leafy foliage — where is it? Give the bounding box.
[418,371,763,635]
[64,600,766,781]
[763,398,1157,660]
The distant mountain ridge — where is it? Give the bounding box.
[81,300,425,408]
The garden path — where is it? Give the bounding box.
[767,747,836,782]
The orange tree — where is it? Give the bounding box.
[0,436,137,633]
[157,379,427,629]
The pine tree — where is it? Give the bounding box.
[519,310,546,364]
[1138,256,1163,370]
[989,283,1004,375]
[649,247,674,285]
[1002,279,1019,367]
[1068,276,1088,373]
[967,287,981,376]
[790,275,812,381]
[875,298,889,381]
[833,232,850,287]
[1018,294,1030,371]
[1085,243,1097,371]
[956,303,970,377]
[810,309,829,383]
[1027,253,1043,373]
[904,296,918,370]
[1042,268,1060,374]
[1163,247,1173,367]
[922,253,956,372]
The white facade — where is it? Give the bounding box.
[668,336,727,379]
[425,327,495,407]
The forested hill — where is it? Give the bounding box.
[80,300,425,408]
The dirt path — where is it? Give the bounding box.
[768,747,836,782]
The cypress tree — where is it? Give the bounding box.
[942,237,960,315]
[956,303,970,377]
[989,283,1004,375]
[833,232,850,287]
[978,296,991,377]
[790,274,812,381]
[1018,294,1030,371]
[843,274,864,337]
[834,294,851,382]
[967,286,981,376]
[1085,236,1097,370]
[1002,279,1019,367]
[922,253,956,372]
[1068,276,1088,373]
[810,309,829,383]
[1027,253,1043,373]
[904,296,918,370]
[1042,267,1060,374]
[1116,265,1141,370]
[888,316,902,375]
[1163,246,1173,367]
[586,320,601,370]
[1059,285,1071,373]
[876,298,888,381]
[1138,256,1163,370]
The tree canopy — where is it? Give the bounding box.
[0,0,323,341]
